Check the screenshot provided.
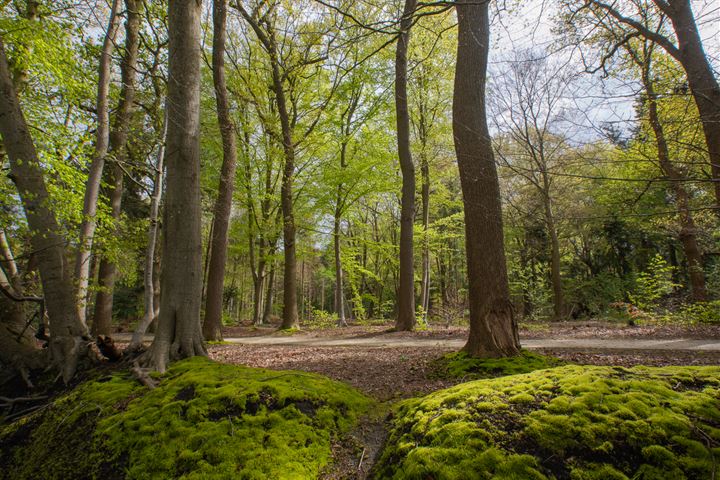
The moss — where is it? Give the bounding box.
[432,350,565,380]
[0,357,372,479]
[373,365,720,480]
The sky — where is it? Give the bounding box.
[488,0,720,142]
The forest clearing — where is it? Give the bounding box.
[1,0,719,478]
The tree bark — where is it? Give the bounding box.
[453,1,520,357]
[588,0,720,208]
[0,35,89,381]
[140,0,206,372]
[203,0,238,341]
[418,115,430,325]
[74,0,123,327]
[93,0,142,335]
[129,115,166,349]
[333,212,346,325]
[542,189,564,320]
[394,0,417,332]
[262,258,277,324]
[661,0,720,209]
[639,44,707,301]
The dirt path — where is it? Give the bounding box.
[222,335,720,351]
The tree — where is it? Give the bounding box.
[235,1,339,330]
[74,0,123,326]
[565,0,720,210]
[0,35,89,381]
[93,0,142,335]
[630,40,707,301]
[490,52,580,320]
[203,0,239,341]
[453,0,520,357]
[141,0,206,372]
[394,0,418,331]
[333,82,362,327]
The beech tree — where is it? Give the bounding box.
[564,0,720,209]
[394,0,418,331]
[141,0,206,372]
[74,0,122,326]
[93,0,142,335]
[0,36,89,381]
[453,0,520,357]
[203,0,239,341]
[490,53,581,320]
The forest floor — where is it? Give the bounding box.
[209,320,720,401]
[112,321,720,479]
[206,321,720,479]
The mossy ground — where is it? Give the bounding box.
[373,365,720,480]
[0,357,372,479]
[431,350,565,380]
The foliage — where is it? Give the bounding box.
[630,254,682,311]
[304,309,338,330]
[660,301,720,325]
[0,358,373,479]
[373,365,720,480]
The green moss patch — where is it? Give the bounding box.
[0,357,372,479]
[432,350,565,380]
[373,365,720,479]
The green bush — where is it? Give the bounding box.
[303,309,338,329]
[630,254,681,310]
[662,301,720,325]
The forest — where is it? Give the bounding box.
[0,0,719,479]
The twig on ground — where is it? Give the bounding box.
[358,448,366,470]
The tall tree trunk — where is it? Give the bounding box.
[263,258,276,324]
[663,0,720,209]
[453,1,520,358]
[640,45,707,301]
[74,0,123,327]
[0,36,88,381]
[419,142,430,324]
[141,0,206,372]
[130,115,166,349]
[203,0,238,341]
[542,192,564,320]
[394,0,417,331]
[201,220,213,301]
[590,0,720,208]
[93,0,142,335]
[236,5,299,329]
[252,266,265,325]
[333,211,346,326]
[333,88,360,327]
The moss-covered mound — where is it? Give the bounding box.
[432,350,564,380]
[0,357,372,479]
[373,365,720,480]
